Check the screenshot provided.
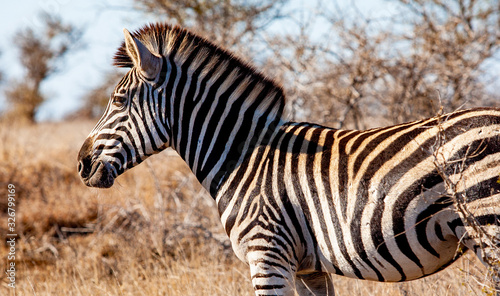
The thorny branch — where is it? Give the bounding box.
[430,111,500,294]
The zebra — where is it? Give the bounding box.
[77,23,500,295]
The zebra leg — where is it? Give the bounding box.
[247,251,297,296]
[295,272,335,296]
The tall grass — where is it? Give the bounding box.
[0,121,492,295]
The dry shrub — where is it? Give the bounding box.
[0,121,97,238]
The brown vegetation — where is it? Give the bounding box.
[0,119,494,295]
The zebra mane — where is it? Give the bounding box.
[113,23,285,104]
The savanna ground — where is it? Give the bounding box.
[0,121,496,295]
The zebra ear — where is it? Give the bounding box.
[123,29,161,79]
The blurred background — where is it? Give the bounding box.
[1,0,499,295]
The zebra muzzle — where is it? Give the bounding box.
[78,157,115,188]
[77,137,116,188]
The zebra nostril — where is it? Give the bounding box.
[77,161,83,174]
[78,156,93,178]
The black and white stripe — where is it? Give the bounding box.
[78,23,500,295]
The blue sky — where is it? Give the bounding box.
[0,0,145,120]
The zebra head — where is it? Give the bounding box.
[78,29,169,188]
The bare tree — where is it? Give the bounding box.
[133,0,288,50]
[264,0,499,129]
[384,0,500,122]
[4,13,81,123]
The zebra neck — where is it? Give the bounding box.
[155,39,287,198]
[169,90,285,198]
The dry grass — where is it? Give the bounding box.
[0,120,494,295]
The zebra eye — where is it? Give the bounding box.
[112,95,127,108]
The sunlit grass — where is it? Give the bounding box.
[0,121,493,295]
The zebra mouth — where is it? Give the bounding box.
[78,159,116,188]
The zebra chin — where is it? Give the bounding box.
[78,160,117,188]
